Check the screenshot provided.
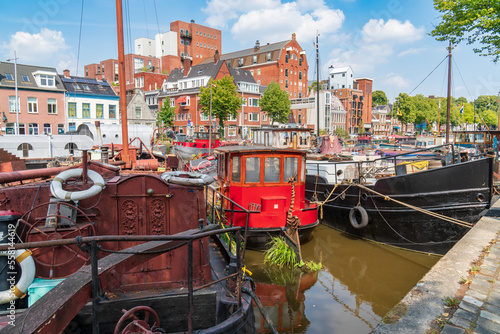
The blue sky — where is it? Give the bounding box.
[1,0,498,102]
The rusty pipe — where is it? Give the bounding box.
[0,166,70,184]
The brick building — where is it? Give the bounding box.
[201,33,308,100]
[158,55,265,138]
[0,61,66,135]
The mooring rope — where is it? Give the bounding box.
[311,182,351,219]
[351,182,474,228]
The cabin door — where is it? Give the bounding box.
[116,176,172,286]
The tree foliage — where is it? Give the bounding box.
[372,90,388,106]
[260,81,292,125]
[157,98,176,128]
[431,0,500,62]
[334,127,349,140]
[199,76,243,135]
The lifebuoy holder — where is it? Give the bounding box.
[50,169,105,201]
[349,206,369,229]
[161,171,214,187]
[0,249,36,304]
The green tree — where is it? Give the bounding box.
[157,98,176,128]
[372,90,388,106]
[431,0,500,62]
[260,81,292,125]
[199,76,243,136]
[394,93,417,131]
[334,127,349,140]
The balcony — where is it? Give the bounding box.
[180,32,192,39]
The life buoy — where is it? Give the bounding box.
[50,169,105,201]
[0,249,36,304]
[349,206,369,229]
[161,171,214,187]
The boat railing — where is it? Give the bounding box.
[307,143,457,184]
[205,184,257,260]
[0,227,245,334]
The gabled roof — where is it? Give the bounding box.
[60,75,117,96]
[200,39,291,64]
[228,67,256,84]
[0,61,65,91]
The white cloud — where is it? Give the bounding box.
[362,19,424,44]
[384,74,410,88]
[327,43,394,74]
[230,2,344,46]
[2,28,71,70]
[203,0,280,28]
[398,47,427,57]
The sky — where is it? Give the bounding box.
[1,0,499,103]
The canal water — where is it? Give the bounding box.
[244,224,439,333]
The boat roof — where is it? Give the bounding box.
[215,145,308,155]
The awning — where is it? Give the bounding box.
[178,96,187,103]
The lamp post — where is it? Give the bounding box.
[6,51,19,135]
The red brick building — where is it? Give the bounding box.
[158,55,266,138]
[201,33,308,100]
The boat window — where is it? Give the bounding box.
[301,157,305,182]
[245,157,261,183]
[219,154,225,179]
[232,156,241,182]
[475,133,484,143]
[264,157,280,183]
[284,157,298,181]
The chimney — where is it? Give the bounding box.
[254,40,260,51]
[182,57,192,76]
[63,69,70,78]
[292,33,296,41]
[214,50,220,64]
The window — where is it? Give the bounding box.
[284,157,298,181]
[181,40,184,45]
[39,74,55,87]
[264,157,280,183]
[47,98,57,114]
[57,124,64,134]
[43,123,51,135]
[17,143,33,158]
[68,102,77,117]
[342,73,345,77]
[21,75,29,82]
[227,60,231,67]
[96,104,104,118]
[299,57,303,66]
[27,97,38,113]
[135,107,141,118]
[285,69,288,77]
[5,73,14,80]
[238,58,244,67]
[170,98,175,107]
[285,79,288,88]
[245,157,261,183]
[28,123,39,135]
[299,71,302,80]
[249,113,259,121]
[134,58,144,69]
[18,123,25,134]
[263,114,267,122]
[253,55,257,64]
[135,76,144,88]
[242,98,247,106]
[257,69,261,75]
[73,83,81,90]
[83,84,90,91]
[82,103,90,118]
[267,52,271,61]
[8,96,18,113]
[285,54,289,63]
[232,157,241,182]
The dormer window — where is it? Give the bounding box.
[238,58,244,67]
[5,73,14,80]
[33,71,57,87]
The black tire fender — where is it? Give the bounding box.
[349,206,369,229]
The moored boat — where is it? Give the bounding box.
[172,132,221,161]
[305,144,493,255]
[211,145,319,250]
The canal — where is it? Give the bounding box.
[244,224,440,333]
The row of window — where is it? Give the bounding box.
[5,73,30,82]
[194,30,217,39]
[8,96,57,114]
[195,42,216,50]
[229,156,304,184]
[5,122,64,135]
[68,102,117,119]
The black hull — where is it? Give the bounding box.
[306,158,493,255]
[245,220,319,251]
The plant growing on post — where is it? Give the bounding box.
[199,76,242,138]
[260,81,292,125]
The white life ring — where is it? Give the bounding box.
[50,169,105,201]
[349,206,369,229]
[0,249,35,304]
[161,171,214,187]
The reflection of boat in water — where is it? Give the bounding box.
[306,144,493,255]
[213,145,319,250]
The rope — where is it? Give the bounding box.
[351,182,473,228]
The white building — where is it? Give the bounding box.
[328,66,354,90]
[135,32,178,58]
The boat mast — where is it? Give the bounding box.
[316,32,320,137]
[116,0,130,167]
[446,41,452,143]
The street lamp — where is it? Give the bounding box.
[6,51,19,135]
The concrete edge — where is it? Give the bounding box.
[372,206,500,333]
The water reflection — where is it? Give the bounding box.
[245,224,439,333]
